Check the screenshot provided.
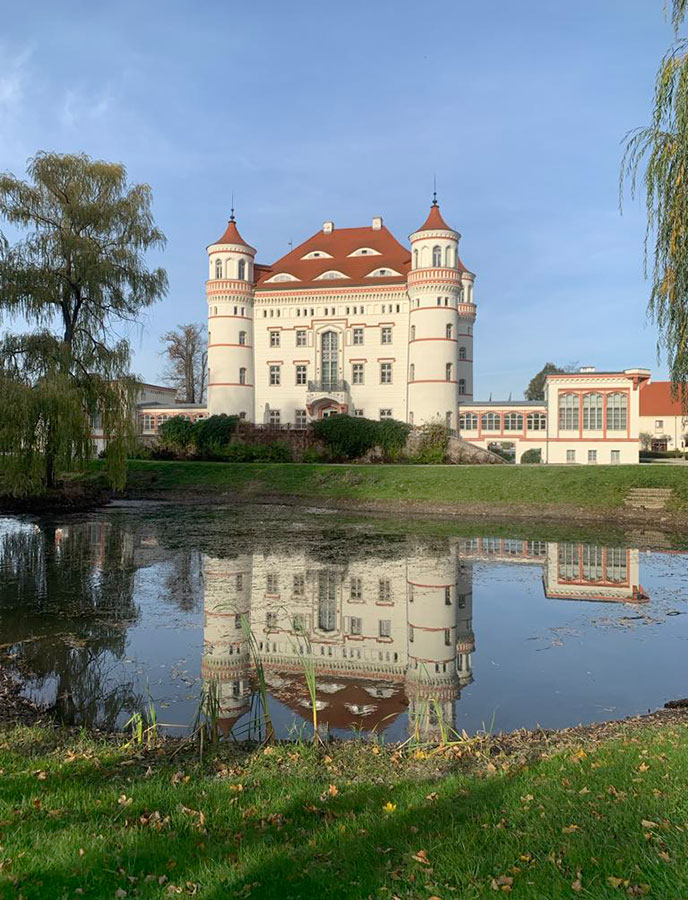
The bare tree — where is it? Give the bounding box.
[160,323,207,403]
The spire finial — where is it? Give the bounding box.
[229,192,235,223]
[432,174,438,207]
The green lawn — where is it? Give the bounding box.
[1,723,686,899]
[111,460,688,512]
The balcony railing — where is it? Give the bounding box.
[307,380,350,393]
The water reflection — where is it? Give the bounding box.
[0,512,676,739]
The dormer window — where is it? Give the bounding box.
[315,270,348,280]
[347,247,381,257]
[301,250,333,260]
[265,272,300,283]
[365,267,401,278]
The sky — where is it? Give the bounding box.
[0,0,678,398]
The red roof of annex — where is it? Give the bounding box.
[639,381,688,416]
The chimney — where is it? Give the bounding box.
[372,216,383,230]
[323,221,334,234]
[579,365,596,373]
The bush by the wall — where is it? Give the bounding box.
[520,448,542,464]
[640,449,686,459]
[158,415,196,454]
[311,415,380,460]
[411,421,450,464]
[193,414,240,456]
[377,418,412,460]
[219,441,294,462]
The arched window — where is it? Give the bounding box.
[239,330,246,346]
[432,245,442,267]
[582,393,603,430]
[458,345,466,359]
[410,325,416,340]
[458,378,466,395]
[321,331,338,389]
[239,367,246,385]
[459,412,478,431]
[504,412,524,431]
[446,363,453,381]
[558,393,579,430]
[481,412,501,431]
[606,392,628,430]
[413,248,418,268]
[237,259,246,280]
[527,412,546,431]
[446,323,454,339]
[445,246,453,267]
[214,258,222,279]
[409,363,415,381]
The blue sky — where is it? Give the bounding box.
[0,0,677,397]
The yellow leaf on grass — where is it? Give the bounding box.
[328,784,339,797]
[641,819,659,829]
[571,871,583,892]
[383,802,397,813]
[562,824,580,834]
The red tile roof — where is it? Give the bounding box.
[212,217,251,248]
[640,381,688,416]
[255,224,411,290]
[416,201,453,233]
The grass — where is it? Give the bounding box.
[1,722,687,899]
[111,459,688,513]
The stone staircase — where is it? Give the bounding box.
[623,488,674,511]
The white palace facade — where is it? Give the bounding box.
[133,198,687,464]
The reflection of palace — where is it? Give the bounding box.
[201,538,648,740]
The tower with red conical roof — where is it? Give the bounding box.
[206,210,257,420]
[407,196,476,432]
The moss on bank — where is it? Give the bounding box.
[1,715,687,899]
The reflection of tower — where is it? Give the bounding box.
[405,544,472,740]
[201,555,253,734]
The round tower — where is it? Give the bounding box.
[404,543,461,741]
[206,212,256,421]
[407,198,477,431]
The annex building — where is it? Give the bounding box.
[135,199,687,463]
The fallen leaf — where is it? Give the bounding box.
[562,824,580,834]
[412,849,430,865]
[328,784,339,797]
[383,802,397,813]
[641,819,659,829]
[571,872,583,892]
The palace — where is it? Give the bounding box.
[133,198,687,463]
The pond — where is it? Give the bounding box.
[0,503,686,742]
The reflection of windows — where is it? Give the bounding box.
[606,548,628,583]
[318,571,337,632]
[378,579,391,602]
[445,586,451,605]
[408,625,414,642]
[458,594,466,609]
[293,573,305,595]
[267,573,279,593]
[379,619,391,638]
[350,617,362,636]
[235,614,242,629]
[236,574,243,590]
[266,611,277,629]
[350,577,362,600]
[444,628,451,646]
[582,544,603,581]
[292,613,305,632]
[558,543,578,580]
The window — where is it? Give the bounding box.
[238,259,246,280]
[352,327,364,345]
[588,449,597,464]
[239,330,246,345]
[432,245,442,266]
[446,362,453,381]
[236,573,243,591]
[350,577,362,600]
[293,573,305,595]
[481,412,501,431]
[527,412,546,431]
[458,378,466,395]
[296,330,306,347]
[295,409,307,428]
[269,365,281,385]
[295,365,307,385]
[214,258,222,278]
[582,393,603,430]
[239,367,247,385]
[409,363,415,381]
[266,611,277,629]
[408,625,414,642]
[504,412,523,431]
[446,411,452,430]
[379,619,392,638]
[318,571,337,633]
[350,617,362,636]
[380,362,392,384]
[459,347,467,361]
[267,573,279,593]
[269,409,281,425]
[459,412,478,430]
[270,331,280,347]
[380,409,392,420]
[352,363,364,384]
[321,331,338,388]
[607,393,627,430]
[559,393,579,430]
[411,325,416,340]
[379,579,391,602]
[566,449,576,463]
[413,248,418,267]
[444,628,451,646]
[141,414,154,431]
[611,449,620,464]
[655,419,664,430]
[381,326,392,344]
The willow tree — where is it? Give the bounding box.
[621,0,688,392]
[0,152,167,494]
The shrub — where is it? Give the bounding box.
[311,415,380,460]
[412,420,450,464]
[218,442,294,463]
[639,449,684,459]
[302,446,329,463]
[158,415,195,453]
[520,448,542,464]
[193,414,240,457]
[377,418,412,460]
